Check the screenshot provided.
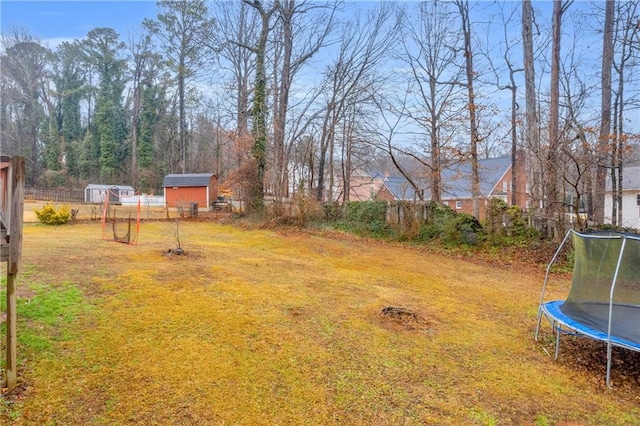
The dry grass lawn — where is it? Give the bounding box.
[1,213,639,424]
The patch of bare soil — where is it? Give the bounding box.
[377,306,436,333]
[162,248,206,260]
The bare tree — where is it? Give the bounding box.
[593,0,615,225]
[547,0,573,236]
[370,88,427,201]
[488,3,524,207]
[559,12,598,230]
[455,0,481,219]
[315,3,398,202]
[400,1,464,204]
[270,1,336,203]
[522,0,542,211]
[611,0,639,226]
[213,1,258,138]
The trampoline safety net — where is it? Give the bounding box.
[560,232,640,345]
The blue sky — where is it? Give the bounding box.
[1,1,158,45]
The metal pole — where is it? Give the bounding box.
[606,235,626,388]
[535,229,572,341]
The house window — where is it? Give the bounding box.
[503,180,508,192]
[455,200,462,209]
[637,194,640,206]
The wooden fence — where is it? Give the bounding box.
[24,187,84,203]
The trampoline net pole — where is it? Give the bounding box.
[535,229,572,341]
[606,236,627,388]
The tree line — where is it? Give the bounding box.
[1,0,639,228]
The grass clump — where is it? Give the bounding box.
[33,203,71,225]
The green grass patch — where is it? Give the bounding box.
[17,284,85,326]
[1,282,89,363]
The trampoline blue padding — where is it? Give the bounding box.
[540,300,640,352]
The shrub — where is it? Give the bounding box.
[392,201,424,241]
[344,200,387,223]
[507,206,538,238]
[336,201,392,238]
[417,202,457,242]
[425,201,456,225]
[485,198,508,235]
[322,202,342,222]
[34,203,71,225]
[443,213,483,246]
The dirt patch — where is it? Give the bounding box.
[162,248,205,260]
[377,306,436,333]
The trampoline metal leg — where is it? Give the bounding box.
[554,326,561,360]
[534,309,543,341]
[606,344,612,388]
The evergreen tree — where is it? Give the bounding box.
[138,84,158,169]
[82,27,129,182]
[52,41,87,178]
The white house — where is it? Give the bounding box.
[604,144,640,231]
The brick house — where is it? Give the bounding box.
[376,154,528,220]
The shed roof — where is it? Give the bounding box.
[163,173,215,188]
[86,184,134,191]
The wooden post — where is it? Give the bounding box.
[5,273,17,389]
[9,157,24,275]
[5,157,24,391]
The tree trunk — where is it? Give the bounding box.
[457,1,480,219]
[509,69,518,207]
[522,0,541,212]
[594,0,615,225]
[547,0,567,238]
[178,53,186,173]
[429,77,441,203]
[247,3,274,214]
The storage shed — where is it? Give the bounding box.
[162,173,218,209]
[85,184,135,204]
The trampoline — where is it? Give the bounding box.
[535,229,640,388]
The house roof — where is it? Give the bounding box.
[440,156,511,200]
[163,173,215,188]
[381,156,512,201]
[605,144,640,192]
[382,176,426,201]
[622,166,640,191]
